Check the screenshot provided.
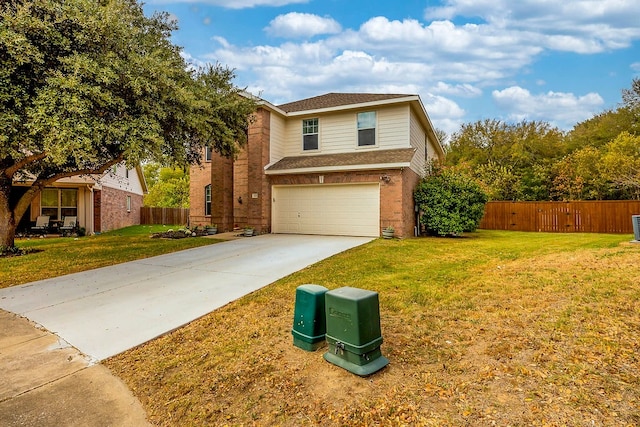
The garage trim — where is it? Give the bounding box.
[272,183,380,237]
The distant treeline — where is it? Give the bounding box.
[443,78,640,201]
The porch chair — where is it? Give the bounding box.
[59,216,77,236]
[31,215,50,235]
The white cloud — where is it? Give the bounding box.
[432,82,482,97]
[192,1,638,133]
[425,0,640,53]
[354,18,542,63]
[265,13,341,38]
[421,94,467,136]
[492,86,605,128]
[148,0,308,8]
[210,16,543,98]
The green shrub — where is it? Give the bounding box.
[414,167,488,236]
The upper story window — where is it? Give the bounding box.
[205,146,212,161]
[302,118,319,151]
[357,112,376,147]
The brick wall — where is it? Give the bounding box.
[212,155,234,232]
[401,168,420,238]
[246,108,271,233]
[94,189,101,232]
[233,148,249,228]
[100,186,143,232]
[189,158,211,227]
[228,107,272,232]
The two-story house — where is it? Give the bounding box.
[190,93,444,238]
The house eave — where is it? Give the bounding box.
[264,162,411,175]
[284,95,421,117]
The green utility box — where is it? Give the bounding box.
[323,287,389,376]
[292,284,329,351]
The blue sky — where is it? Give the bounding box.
[142,0,640,137]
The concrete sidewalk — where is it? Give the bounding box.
[0,233,371,426]
[0,309,150,426]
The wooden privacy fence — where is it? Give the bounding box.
[140,207,190,226]
[479,201,640,234]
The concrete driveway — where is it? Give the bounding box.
[0,234,372,362]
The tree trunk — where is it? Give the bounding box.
[0,177,17,248]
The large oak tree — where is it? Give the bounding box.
[0,0,255,248]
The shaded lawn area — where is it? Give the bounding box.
[0,225,221,289]
[105,230,640,426]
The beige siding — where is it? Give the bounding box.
[409,108,427,176]
[269,113,286,163]
[281,105,411,157]
[427,135,441,163]
[317,114,355,153]
[378,105,410,149]
[281,118,300,155]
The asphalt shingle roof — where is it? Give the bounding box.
[266,148,416,172]
[277,93,413,113]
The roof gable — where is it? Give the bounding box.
[277,93,412,113]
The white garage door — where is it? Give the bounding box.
[272,184,380,237]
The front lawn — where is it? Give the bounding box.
[0,225,220,289]
[105,230,640,426]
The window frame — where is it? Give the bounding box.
[302,118,319,151]
[357,111,377,147]
[205,146,212,162]
[126,195,131,212]
[204,184,212,216]
[41,188,78,221]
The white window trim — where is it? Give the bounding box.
[41,188,78,220]
[302,118,320,152]
[356,111,378,148]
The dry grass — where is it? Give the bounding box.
[105,231,640,426]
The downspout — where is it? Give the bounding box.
[88,186,94,235]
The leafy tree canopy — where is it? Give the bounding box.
[0,0,256,247]
[445,79,640,202]
[143,163,190,208]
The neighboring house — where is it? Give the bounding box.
[13,164,147,235]
[190,93,444,238]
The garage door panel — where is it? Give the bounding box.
[272,184,379,237]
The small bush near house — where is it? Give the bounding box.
[415,166,487,236]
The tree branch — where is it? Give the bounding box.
[37,155,126,188]
[3,152,48,179]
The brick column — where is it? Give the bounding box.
[245,108,271,233]
[212,155,234,232]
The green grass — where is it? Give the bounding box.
[104,230,640,426]
[0,225,221,289]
